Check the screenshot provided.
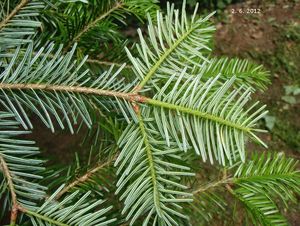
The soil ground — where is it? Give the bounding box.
[214,0,300,159]
[213,0,300,224]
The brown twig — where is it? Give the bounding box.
[0,0,28,30]
[192,177,234,195]
[87,59,133,69]
[0,83,146,103]
[192,168,236,197]
[0,156,19,225]
[223,169,234,194]
[55,155,117,199]
[32,51,132,69]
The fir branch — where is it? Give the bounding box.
[0,155,18,225]
[128,2,215,93]
[0,43,267,164]
[0,83,141,101]
[0,82,256,133]
[115,116,193,224]
[132,22,205,92]
[32,52,133,69]
[0,0,28,30]
[231,186,287,226]
[18,206,68,226]
[136,110,162,214]
[55,155,117,200]
[0,0,44,48]
[64,1,124,51]
[0,110,46,225]
[194,57,270,91]
[147,98,252,132]
[87,59,133,69]
[192,177,233,195]
[17,188,116,226]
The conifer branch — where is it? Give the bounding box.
[0,0,28,30]
[193,157,299,195]
[0,83,143,102]
[87,59,133,69]
[55,155,117,200]
[2,2,294,224]
[31,52,132,69]
[147,98,252,132]
[192,177,233,195]
[65,1,124,51]
[0,156,18,225]
[136,110,162,214]
[132,21,202,93]
[0,82,253,132]
[15,187,116,225]
[18,206,67,226]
